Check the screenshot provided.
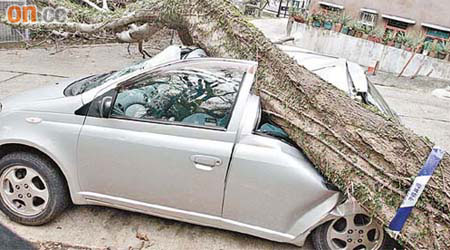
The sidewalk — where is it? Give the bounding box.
[368,71,450,91]
[0,43,140,99]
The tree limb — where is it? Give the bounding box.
[116,23,160,43]
[0,1,161,45]
[102,0,110,11]
[80,0,107,12]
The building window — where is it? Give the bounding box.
[293,0,311,10]
[426,27,450,40]
[318,1,343,14]
[387,19,409,30]
[382,14,416,32]
[320,5,341,13]
[360,12,377,27]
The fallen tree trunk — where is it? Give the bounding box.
[3,0,450,248]
[170,3,450,249]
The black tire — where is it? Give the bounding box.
[312,221,332,250]
[0,152,70,226]
[312,219,394,250]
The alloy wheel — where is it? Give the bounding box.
[326,213,384,250]
[0,165,49,216]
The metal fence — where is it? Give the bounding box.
[0,0,28,43]
[236,0,312,18]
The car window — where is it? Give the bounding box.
[111,64,246,129]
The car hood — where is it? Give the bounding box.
[0,77,83,113]
[3,77,75,103]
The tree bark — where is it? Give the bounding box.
[3,0,450,248]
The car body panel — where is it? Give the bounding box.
[77,117,236,216]
[1,80,68,106]
[0,79,82,114]
[0,109,86,203]
[224,95,341,238]
[81,191,299,244]
[347,61,368,93]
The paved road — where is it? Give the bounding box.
[0,44,448,250]
[376,85,450,152]
[0,223,35,250]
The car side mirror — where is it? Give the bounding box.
[99,96,112,118]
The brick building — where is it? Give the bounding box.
[294,0,450,41]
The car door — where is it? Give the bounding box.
[77,60,251,216]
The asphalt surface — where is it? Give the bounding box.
[375,85,450,152]
[0,43,449,249]
[0,223,35,250]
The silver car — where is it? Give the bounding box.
[0,46,391,250]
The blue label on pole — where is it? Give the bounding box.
[388,147,445,234]
[389,207,413,232]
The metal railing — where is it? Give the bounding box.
[0,0,28,43]
[238,0,311,18]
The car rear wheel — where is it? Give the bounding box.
[312,213,386,250]
[0,152,69,225]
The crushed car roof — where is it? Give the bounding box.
[277,45,369,96]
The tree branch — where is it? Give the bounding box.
[102,0,110,11]
[116,23,160,43]
[80,0,106,12]
[0,10,157,34]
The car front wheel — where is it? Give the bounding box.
[0,152,69,225]
[312,213,386,250]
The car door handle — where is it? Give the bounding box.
[190,155,222,171]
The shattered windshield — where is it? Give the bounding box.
[64,72,115,96]
[102,60,148,83]
[64,60,148,96]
